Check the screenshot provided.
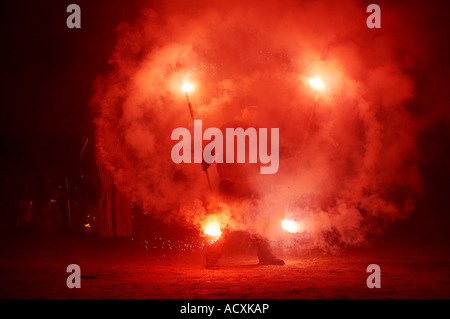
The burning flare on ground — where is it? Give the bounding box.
[201,214,224,239]
[203,222,222,237]
[282,219,302,234]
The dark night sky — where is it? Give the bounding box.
[0,0,142,173]
[0,0,450,243]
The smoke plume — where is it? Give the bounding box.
[91,0,440,249]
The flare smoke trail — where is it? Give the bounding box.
[91,0,445,249]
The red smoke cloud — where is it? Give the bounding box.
[91,0,440,249]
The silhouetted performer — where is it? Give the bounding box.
[204,120,284,267]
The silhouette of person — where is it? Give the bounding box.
[203,106,284,267]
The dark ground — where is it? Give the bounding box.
[0,230,448,299]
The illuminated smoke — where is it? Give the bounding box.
[91,0,433,249]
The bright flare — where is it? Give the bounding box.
[203,222,222,237]
[282,219,301,233]
[182,82,193,93]
[308,77,324,90]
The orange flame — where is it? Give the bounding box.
[281,219,302,233]
[308,77,324,90]
[182,82,193,93]
[203,222,222,237]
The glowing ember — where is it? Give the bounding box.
[182,82,193,93]
[281,219,301,233]
[203,222,222,237]
[308,77,324,90]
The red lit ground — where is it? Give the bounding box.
[0,234,449,299]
